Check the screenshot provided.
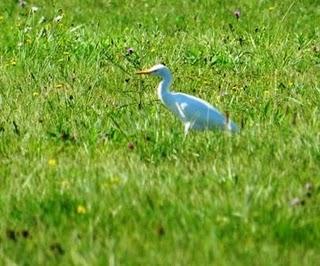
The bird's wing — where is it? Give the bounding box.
[175,102,186,119]
[174,93,226,127]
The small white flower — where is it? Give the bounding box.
[54,15,63,23]
[31,6,39,13]
[23,26,32,33]
[19,0,27,8]
[38,16,46,24]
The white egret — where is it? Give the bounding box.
[137,64,239,135]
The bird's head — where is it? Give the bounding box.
[136,63,170,78]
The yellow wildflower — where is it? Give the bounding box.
[55,84,64,89]
[102,176,122,189]
[216,216,230,225]
[61,180,70,189]
[110,176,121,185]
[77,205,86,214]
[48,159,57,167]
[264,90,270,96]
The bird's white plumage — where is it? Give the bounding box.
[137,64,238,135]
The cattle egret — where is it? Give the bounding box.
[137,64,239,135]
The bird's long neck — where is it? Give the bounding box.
[157,72,173,104]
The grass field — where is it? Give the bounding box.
[0,0,320,265]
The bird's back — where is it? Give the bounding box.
[168,92,227,130]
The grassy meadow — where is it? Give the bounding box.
[0,0,320,265]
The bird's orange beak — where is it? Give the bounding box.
[136,69,152,75]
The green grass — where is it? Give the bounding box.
[0,0,320,265]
